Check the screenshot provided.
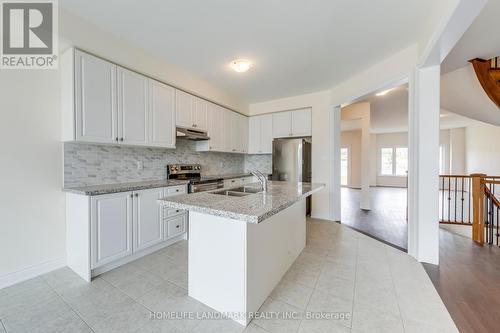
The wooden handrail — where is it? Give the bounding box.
[439,174,472,178]
[485,186,500,207]
[482,180,500,185]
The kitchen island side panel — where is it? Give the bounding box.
[188,211,248,323]
[246,199,306,314]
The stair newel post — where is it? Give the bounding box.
[471,173,486,244]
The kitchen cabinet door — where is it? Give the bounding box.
[149,79,176,148]
[193,97,208,131]
[229,112,240,152]
[91,192,133,268]
[133,188,164,252]
[291,109,311,137]
[248,116,261,154]
[117,67,148,145]
[74,50,118,143]
[223,109,233,152]
[207,103,224,151]
[240,114,249,153]
[272,111,292,138]
[261,114,273,153]
[176,89,194,128]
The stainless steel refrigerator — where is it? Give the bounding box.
[272,137,312,214]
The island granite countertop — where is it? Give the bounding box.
[158,181,325,223]
[63,179,190,196]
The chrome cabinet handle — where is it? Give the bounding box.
[116,137,119,142]
[135,193,138,197]
[176,225,180,228]
[120,138,124,142]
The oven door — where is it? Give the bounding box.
[190,181,223,193]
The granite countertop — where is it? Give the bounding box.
[63,179,190,196]
[158,181,325,223]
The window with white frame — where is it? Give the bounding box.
[380,147,408,176]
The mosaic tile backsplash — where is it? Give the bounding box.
[64,138,272,187]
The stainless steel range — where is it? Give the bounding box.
[167,164,224,193]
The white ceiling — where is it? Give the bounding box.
[60,0,437,103]
[442,0,500,73]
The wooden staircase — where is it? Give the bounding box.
[470,56,500,108]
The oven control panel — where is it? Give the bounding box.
[167,164,202,175]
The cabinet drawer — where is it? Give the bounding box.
[165,185,186,196]
[164,214,186,239]
[163,207,184,218]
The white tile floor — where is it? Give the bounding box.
[0,219,458,333]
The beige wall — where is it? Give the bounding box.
[341,130,362,188]
[249,91,333,220]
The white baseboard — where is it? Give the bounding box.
[0,257,66,290]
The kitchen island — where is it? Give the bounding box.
[158,181,325,326]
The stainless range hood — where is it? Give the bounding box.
[176,127,210,140]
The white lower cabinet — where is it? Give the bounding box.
[68,185,188,281]
[164,214,187,239]
[134,188,164,252]
[91,192,133,269]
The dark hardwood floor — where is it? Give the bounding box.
[341,187,408,250]
[424,229,500,333]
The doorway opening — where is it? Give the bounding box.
[339,84,409,250]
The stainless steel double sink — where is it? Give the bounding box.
[211,186,262,197]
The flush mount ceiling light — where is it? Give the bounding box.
[376,88,394,96]
[230,59,252,73]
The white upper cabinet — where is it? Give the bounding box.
[223,108,233,152]
[117,67,148,145]
[193,97,208,131]
[248,116,261,154]
[248,114,273,154]
[240,114,249,153]
[175,89,194,129]
[73,49,118,143]
[62,48,176,148]
[206,103,224,151]
[261,114,273,153]
[133,188,164,252]
[176,91,208,130]
[291,108,312,137]
[272,111,292,138]
[149,79,176,148]
[272,109,311,138]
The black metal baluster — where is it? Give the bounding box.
[495,206,500,246]
[448,177,451,222]
[441,177,445,221]
[485,196,490,244]
[461,177,465,223]
[491,197,494,245]
[454,177,458,223]
[468,177,472,224]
